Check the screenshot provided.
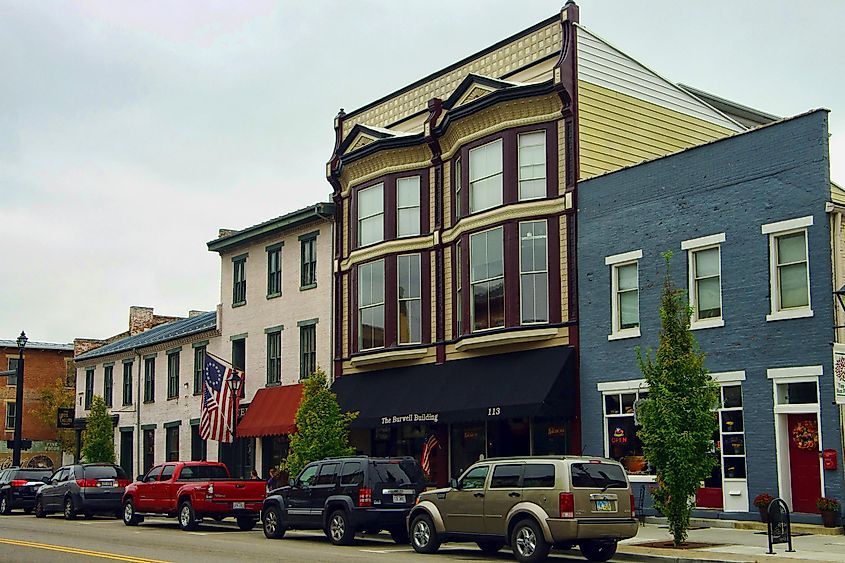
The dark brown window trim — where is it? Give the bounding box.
[351,168,431,250]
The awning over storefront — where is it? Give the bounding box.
[236,383,303,437]
[332,346,574,428]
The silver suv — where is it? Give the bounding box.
[407,456,638,562]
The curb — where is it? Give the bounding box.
[643,516,844,536]
[615,547,754,563]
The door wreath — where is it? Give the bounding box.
[791,419,818,450]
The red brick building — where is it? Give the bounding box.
[1,339,74,469]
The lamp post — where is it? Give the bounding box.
[227,370,243,477]
[12,331,27,467]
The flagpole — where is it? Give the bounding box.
[205,350,236,367]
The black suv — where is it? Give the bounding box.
[0,467,52,514]
[262,456,426,545]
[35,463,129,519]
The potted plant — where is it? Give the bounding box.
[817,497,841,528]
[753,493,775,523]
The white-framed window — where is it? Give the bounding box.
[717,384,746,481]
[598,380,653,479]
[397,253,422,344]
[454,157,463,221]
[519,220,548,324]
[518,131,546,200]
[357,183,384,247]
[396,176,421,237]
[763,216,813,321]
[469,139,503,213]
[682,233,725,330]
[470,226,504,331]
[605,250,642,340]
[358,259,385,350]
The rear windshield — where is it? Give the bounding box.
[371,460,425,485]
[570,463,628,489]
[15,470,51,480]
[178,465,229,480]
[84,465,128,479]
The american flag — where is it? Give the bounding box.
[421,434,440,476]
[199,354,244,443]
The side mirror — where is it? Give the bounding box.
[449,478,460,490]
[288,478,297,487]
[41,476,51,484]
[136,475,144,483]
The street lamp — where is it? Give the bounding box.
[227,370,243,476]
[12,331,27,467]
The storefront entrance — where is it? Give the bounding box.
[787,413,821,513]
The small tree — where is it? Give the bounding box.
[282,367,358,479]
[34,376,76,456]
[637,253,718,546]
[82,395,116,463]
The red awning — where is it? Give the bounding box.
[236,383,303,438]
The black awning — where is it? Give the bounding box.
[332,346,574,428]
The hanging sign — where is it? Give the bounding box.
[833,344,845,404]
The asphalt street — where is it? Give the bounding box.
[0,512,599,563]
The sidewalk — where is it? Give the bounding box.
[616,522,845,562]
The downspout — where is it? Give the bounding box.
[135,348,142,477]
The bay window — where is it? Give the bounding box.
[358,259,385,350]
[397,254,422,344]
[357,183,384,247]
[469,139,503,213]
[396,176,421,237]
[518,131,546,200]
[454,157,462,220]
[470,227,504,331]
[519,220,548,324]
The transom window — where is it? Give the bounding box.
[358,259,385,350]
[469,139,503,213]
[396,176,421,237]
[397,254,422,344]
[692,246,722,320]
[358,183,384,247]
[470,227,505,331]
[775,231,809,310]
[519,220,549,324]
[518,131,546,200]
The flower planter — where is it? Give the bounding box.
[821,510,839,528]
[758,506,769,524]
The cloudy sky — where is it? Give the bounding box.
[2,0,843,344]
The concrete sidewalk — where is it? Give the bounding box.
[616,522,845,562]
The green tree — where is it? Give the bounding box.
[34,376,76,455]
[637,253,718,546]
[82,395,115,463]
[282,367,358,478]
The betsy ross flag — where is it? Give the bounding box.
[420,434,441,476]
[199,354,245,443]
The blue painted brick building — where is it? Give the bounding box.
[577,110,844,522]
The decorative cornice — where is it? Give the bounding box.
[442,194,572,244]
[340,234,436,272]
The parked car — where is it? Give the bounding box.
[262,456,426,545]
[34,463,129,519]
[0,467,52,515]
[407,456,638,563]
[121,461,266,531]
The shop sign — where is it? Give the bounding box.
[380,412,439,425]
[833,344,845,404]
[610,427,628,445]
[57,408,75,429]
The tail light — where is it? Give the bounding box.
[76,479,99,488]
[630,494,636,517]
[207,483,215,495]
[117,479,130,487]
[559,492,574,518]
[358,487,372,507]
[10,480,28,487]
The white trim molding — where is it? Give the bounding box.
[681,232,726,251]
[711,370,746,383]
[605,249,643,266]
[761,215,813,235]
[766,365,823,380]
[597,378,647,392]
[691,318,725,331]
[607,327,641,341]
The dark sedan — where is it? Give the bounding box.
[0,467,52,514]
[35,463,129,519]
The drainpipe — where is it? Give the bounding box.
[135,349,142,477]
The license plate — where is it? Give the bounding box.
[595,500,614,512]
[98,480,114,488]
[233,501,245,509]
[392,495,406,504]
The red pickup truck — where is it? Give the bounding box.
[121,461,265,531]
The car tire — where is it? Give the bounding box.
[389,526,409,544]
[327,509,355,546]
[178,500,199,531]
[410,513,440,554]
[262,505,286,539]
[579,539,618,562]
[477,540,505,554]
[510,518,550,563]
[0,494,11,515]
[123,499,142,526]
[34,498,46,518]
[236,516,256,531]
[63,497,77,520]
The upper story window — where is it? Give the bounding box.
[519,220,549,324]
[6,358,18,385]
[144,357,155,403]
[398,254,422,344]
[682,233,725,330]
[518,131,546,200]
[232,256,247,305]
[267,330,282,385]
[358,259,385,350]
[267,244,282,297]
[300,233,318,289]
[300,323,317,379]
[454,158,463,221]
[123,361,133,405]
[470,226,505,331]
[167,351,180,400]
[358,183,384,247]
[605,250,642,340]
[193,347,205,396]
[5,402,15,430]
[469,139,503,214]
[84,368,94,409]
[396,176,421,238]
[763,216,813,321]
[104,365,114,408]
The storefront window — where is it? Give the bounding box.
[451,422,486,478]
[532,417,570,455]
[719,384,746,480]
[603,389,652,475]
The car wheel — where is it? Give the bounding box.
[34,498,46,518]
[262,505,286,539]
[389,526,409,544]
[178,501,199,531]
[236,516,256,531]
[511,518,550,563]
[63,497,77,520]
[410,513,440,554]
[579,540,618,562]
[123,499,141,526]
[327,509,355,546]
[477,540,505,554]
[0,494,11,515]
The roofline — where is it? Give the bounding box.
[677,83,780,124]
[207,202,335,253]
[0,341,73,351]
[343,13,560,121]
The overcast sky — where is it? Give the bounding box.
[2,0,843,344]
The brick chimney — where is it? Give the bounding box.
[218,228,238,238]
[73,338,106,356]
[129,306,155,336]
[188,310,207,318]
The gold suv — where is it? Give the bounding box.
[407,456,638,562]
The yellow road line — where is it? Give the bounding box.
[0,538,173,563]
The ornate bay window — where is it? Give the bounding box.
[396,176,421,238]
[519,220,549,324]
[469,139,503,213]
[357,183,384,247]
[397,254,422,344]
[470,226,505,331]
[358,259,385,350]
[518,131,546,200]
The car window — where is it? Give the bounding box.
[297,465,319,487]
[178,466,194,480]
[160,466,175,480]
[17,470,49,481]
[490,464,522,489]
[371,460,423,486]
[49,469,63,483]
[459,465,489,490]
[0,470,7,482]
[570,463,628,489]
[178,465,229,480]
[523,464,555,488]
[144,466,163,482]
[84,465,126,479]
[315,463,339,486]
[340,462,364,486]
[66,467,77,480]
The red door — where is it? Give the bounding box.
[787,414,821,513]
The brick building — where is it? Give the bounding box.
[1,339,74,469]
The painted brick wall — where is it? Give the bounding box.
[577,111,843,513]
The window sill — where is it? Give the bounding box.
[167,396,178,401]
[350,347,428,368]
[690,318,725,331]
[608,328,641,341]
[300,283,317,291]
[627,475,657,483]
[266,292,281,300]
[766,308,813,322]
[232,301,247,309]
[192,392,201,397]
[455,327,558,352]
[143,400,155,404]
[265,381,281,388]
